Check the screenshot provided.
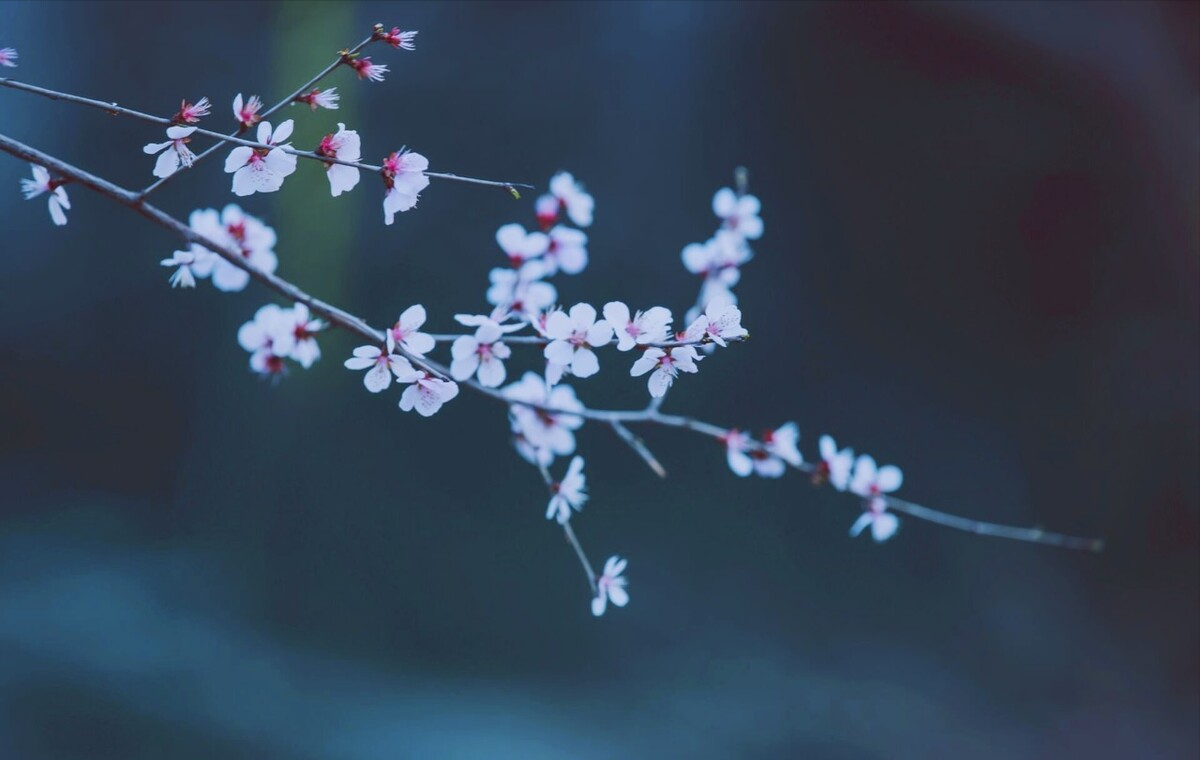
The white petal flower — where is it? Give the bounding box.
[224,120,298,196]
[160,250,200,288]
[282,303,326,368]
[450,320,512,388]
[344,345,415,393]
[713,187,763,240]
[237,303,296,377]
[486,264,557,317]
[398,371,459,417]
[504,372,584,461]
[542,303,612,379]
[591,556,629,617]
[546,455,587,524]
[186,205,278,293]
[543,226,588,275]
[381,150,430,223]
[684,298,748,347]
[143,125,198,178]
[0,48,18,68]
[602,302,672,351]
[848,454,903,542]
[295,87,340,111]
[629,346,700,398]
[496,223,549,267]
[545,171,594,227]
[20,165,71,226]
[818,435,855,491]
[317,123,361,197]
[722,430,755,478]
[386,304,436,356]
[232,93,263,129]
[763,422,803,468]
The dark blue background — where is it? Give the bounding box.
[2,2,1197,758]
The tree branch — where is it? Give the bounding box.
[0,131,1105,554]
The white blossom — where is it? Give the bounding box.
[504,372,584,461]
[294,87,340,111]
[684,299,748,347]
[602,302,672,351]
[450,320,512,387]
[848,455,903,542]
[237,303,295,377]
[818,435,855,491]
[712,187,763,240]
[487,264,557,317]
[629,346,700,398]
[398,370,459,417]
[348,56,388,82]
[187,204,277,292]
[343,345,416,393]
[232,93,263,129]
[20,164,70,226]
[725,423,802,478]
[381,150,430,223]
[543,226,588,275]
[543,303,612,379]
[682,230,752,320]
[143,125,198,178]
[175,97,211,124]
[160,250,201,288]
[496,223,548,267]
[591,556,629,617]
[541,171,594,228]
[317,123,361,197]
[546,455,587,524]
[0,47,17,68]
[224,120,298,196]
[282,303,325,368]
[382,27,418,50]
[386,304,436,356]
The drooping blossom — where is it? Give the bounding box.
[724,423,802,478]
[496,223,549,267]
[160,250,202,288]
[504,372,584,461]
[543,226,588,275]
[343,345,416,393]
[602,302,672,351]
[543,303,612,379]
[450,319,514,387]
[817,435,855,491]
[187,204,278,292]
[174,96,211,124]
[316,123,361,197]
[629,346,700,398]
[381,150,430,223]
[848,455,903,542]
[386,304,435,356]
[224,120,298,196]
[0,47,17,67]
[512,418,553,467]
[282,303,325,368]
[486,264,556,317]
[381,27,418,50]
[538,171,594,228]
[712,187,763,240]
[232,93,263,129]
[237,303,295,377]
[143,125,198,178]
[20,164,70,226]
[398,370,459,417]
[591,556,629,617]
[294,87,340,111]
[347,56,388,82]
[535,193,560,231]
[684,299,748,347]
[546,456,587,524]
[682,230,752,318]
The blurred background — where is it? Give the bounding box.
[1,1,1197,758]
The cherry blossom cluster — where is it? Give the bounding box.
[0,22,1105,623]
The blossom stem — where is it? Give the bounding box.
[0,130,1105,555]
[0,75,533,194]
[424,333,740,350]
[537,463,598,593]
[610,420,668,478]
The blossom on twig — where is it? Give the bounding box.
[143,125,198,178]
[20,164,69,226]
[591,556,629,617]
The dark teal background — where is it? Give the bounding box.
[1,1,1197,758]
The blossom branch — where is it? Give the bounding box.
[0,132,1104,554]
[425,332,743,350]
[0,77,531,193]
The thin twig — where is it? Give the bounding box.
[537,462,599,593]
[425,333,738,350]
[0,76,533,193]
[0,131,1105,553]
[610,420,667,478]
